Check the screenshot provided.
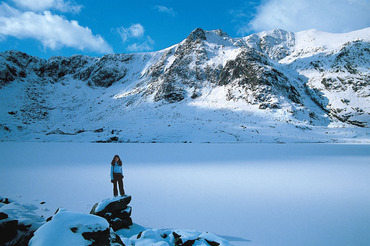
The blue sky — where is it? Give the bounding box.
[0,0,369,59]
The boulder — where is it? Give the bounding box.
[0,219,18,243]
[90,196,133,230]
[0,212,8,220]
[29,209,124,246]
[110,217,133,231]
[0,197,45,246]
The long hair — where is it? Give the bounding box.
[111,155,122,166]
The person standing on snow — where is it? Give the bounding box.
[111,155,125,197]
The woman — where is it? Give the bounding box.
[111,155,125,197]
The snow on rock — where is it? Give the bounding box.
[29,209,124,246]
[0,195,232,246]
[0,196,45,246]
[88,196,232,245]
[242,28,295,61]
[127,228,231,246]
[90,195,133,231]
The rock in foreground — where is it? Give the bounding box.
[0,197,45,246]
[90,196,133,231]
[29,209,124,246]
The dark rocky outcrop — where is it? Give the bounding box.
[186,28,207,42]
[90,196,133,231]
[0,219,19,244]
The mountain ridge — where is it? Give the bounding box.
[0,27,369,143]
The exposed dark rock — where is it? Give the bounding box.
[90,196,133,231]
[0,198,11,204]
[81,228,111,245]
[259,103,279,109]
[0,219,18,243]
[218,49,269,87]
[173,231,182,245]
[70,226,78,233]
[347,120,367,127]
[0,51,40,87]
[108,137,119,143]
[110,217,133,231]
[186,28,207,42]
[72,55,129,87]
[182,239,196,246]
[0,198,45,246]
[109,229,126,245]
[46,129,75,135]
[17,223,32,232]
[36,55,92,80]
[0,66,15,87]
[205,239,221,246]
[91,67,126,87]
[163,91,185,103]
[0,212,8,220]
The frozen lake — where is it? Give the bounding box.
[1,143,369,246]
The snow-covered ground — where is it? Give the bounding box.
[1,143,369,246]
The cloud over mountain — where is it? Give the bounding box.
[242,0,370,34]
[116,23,154,52]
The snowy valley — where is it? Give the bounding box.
[0,27,369,142]
[1,24,370,242]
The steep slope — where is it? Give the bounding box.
[0,27,369,143]
[248,28,370,127]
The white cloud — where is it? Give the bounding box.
[11,0,82,13]
[117,24,145,43]
[243,0,370,34]
[0,3,112,53]
[128,24,144,38]
[154,5,176,16]
[117,24,154,52]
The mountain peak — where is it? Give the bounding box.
[187,28,207,42]
[209,29,229,37]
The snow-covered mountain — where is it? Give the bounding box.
[0,27,369,143]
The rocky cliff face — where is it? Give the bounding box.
[0,27,369,142]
